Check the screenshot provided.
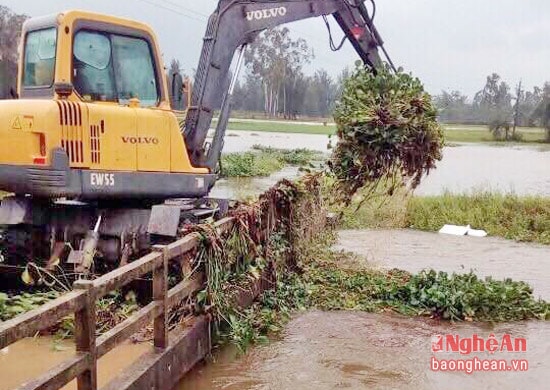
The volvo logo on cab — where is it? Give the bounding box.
[246,6,287,21]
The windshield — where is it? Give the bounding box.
[73,30,159,106]
[23,28,57,88]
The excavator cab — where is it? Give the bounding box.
[0,10,213,202]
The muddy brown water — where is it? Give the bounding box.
[0,338,150,390]
[178,229,550,389]
[336,229,550,300]
[180,311,550,390]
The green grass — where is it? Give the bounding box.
[335,190,550,245]
[226,120,336,135]
[406,192,550,244]
[220,146,322,178]
[444,124,547,143]
[224,120,549,144]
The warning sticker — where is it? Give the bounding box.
[11,117,22,130]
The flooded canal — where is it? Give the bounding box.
[181,311,550,390]
[336,229,550,300]
[179,227,550,390]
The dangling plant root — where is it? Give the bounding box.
[179,178,324,352]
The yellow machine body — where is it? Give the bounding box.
[0,10,212,200]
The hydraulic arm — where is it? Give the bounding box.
[184,0,391,170]
[0,2,393,273]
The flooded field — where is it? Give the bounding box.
[221,130,331,153]
[2,133,549,389]
[218,132,550,198]
[179,228,550,390]
[417,143,550,196]
[193,135,550,390]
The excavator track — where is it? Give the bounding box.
[0,226,49,266]
[0,196,231,281]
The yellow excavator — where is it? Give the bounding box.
[0,0,391,273]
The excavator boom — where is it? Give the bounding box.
[0,1,391,273]
[184,0,388,169]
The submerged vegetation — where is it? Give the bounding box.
[301,236,549,322]
[214,231,549,352]
[0,289,138,340]
[0,291,59,321]
[220,145,322,178]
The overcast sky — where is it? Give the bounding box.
[2,0,549,97]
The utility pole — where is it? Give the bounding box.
[512,80,523,137]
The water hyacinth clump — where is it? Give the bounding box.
[329,64,444,205]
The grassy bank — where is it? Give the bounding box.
[224,120,548,144]
[220,145,322,177]
[338,191,550,245]
[226,120,336,135]
[444,124,547,143]
[407,192,550,244]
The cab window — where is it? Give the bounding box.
[23,28,57,88]
[73,30,159,106]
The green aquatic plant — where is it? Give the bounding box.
[329,65,444,206]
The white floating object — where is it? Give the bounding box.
[467,228,488,237]
[439,224,470,236]
[438,224,487,237]
[1,347,9,355]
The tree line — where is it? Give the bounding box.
[2,3,549,139]
[0,5,27,99]
[434,73,550,139]
[169,27,347,119]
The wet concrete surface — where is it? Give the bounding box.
[0,338,150,390]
